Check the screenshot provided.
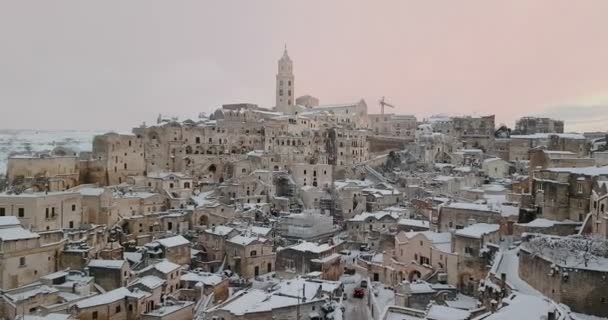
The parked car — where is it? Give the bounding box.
[354,288,365,298]
[342,292,348,300]
[360,280,368,288]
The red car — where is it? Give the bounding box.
[353,288,365,298]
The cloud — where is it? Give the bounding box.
[539,105,608,132]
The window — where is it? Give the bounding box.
[72,204,76,211]
[0,208,4,216]
[577,183,583,193]
[250,250,257,257]
[18,208,24,218]
[69,221,74,228]
[115,305,121,313]
[92,311,98,320]
[19,257,26,266]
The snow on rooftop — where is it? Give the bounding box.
[511,133,586,140]
[545,165,608,176]
[287,240,340,254]
[180,272,223,286]
[131,275,165,289]
[76,287,134,309]
[153,235,190,248]
[228,234,265,246]
[78,187,105,196]
[0,226,40,241]
[216,289,307,315]
[398,218,430,229]
[139,259,181,274]
[0,216,21,227]
[87,259,126,269]
[455,223,500,239]
[205,225,235,236]
[426,305,471,320]
[349,211,401,222]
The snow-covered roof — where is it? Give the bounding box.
[140,259,181,274]
[131,275,165,289]
[76,287,137,309]
[87,259,126,269]
[0,216,21,227]
[147,171,191,180]
[514,218,578,228]
[228,235,266,246]
[349,211,401,222]
[545,166,608,176]
[216,289,313,315]
[483,293,561,320]
[78,187,106,197]
[180,272,224,286]
[0,226,40,241]
[511,133,586,140]
[426,305,471,320]
[288,240,341,254]
[455,223,500,239]
[205,226,235,236]
[404,231,452,253]
[153,235,190,248]
[398,219,430,229]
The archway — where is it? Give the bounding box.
[408,270,421,282]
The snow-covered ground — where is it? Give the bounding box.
[0,129,103,174]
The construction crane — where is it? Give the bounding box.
[379,96,395,115]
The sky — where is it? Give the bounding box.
[0,0,607,132]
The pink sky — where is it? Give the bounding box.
[0,0,607,131]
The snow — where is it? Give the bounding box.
[455,223,500,239]
[0,226,40,241]
[215,289,319,315]
[483,293,562,320]
[143,302,194,316]
[228,235,265,246]
[492,249,543,296]
[349,211,401,222]
[191,190,217,208]
[181,272,223,286]
[154,235,190,248]
[288,240,341,254]
[87,259,126,269]
[398,218,430,229]
[0,129,102,175]
[404,231,453,253]
[5,285,58,302]
[515,218,578,228]
[76,287,134,309]
[311,253,342,264]
[444,294,480,310]
[0,216,21,226]
[78,187,105,196]
[132,275,165,289]
[426,305,471,320]
[546,166,608,176]
[205,226,235,236]
[140,259,181,274]
[510,133,586,140]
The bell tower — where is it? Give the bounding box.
[275,45,294,112]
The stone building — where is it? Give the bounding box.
[224,234,275,279]
[452,223,500,295]
[87,259,130,291]
[276,240,345,280]
[274,46,296,113]
[509,133,588,161]
[482,157,511,179]
[531,166,608,222]
[7,147,80,191]
[514,116,564,135]
[519,235,608,317]
[138,260,182,297]
[528,149,595,170]
[0,191,83,231]
[369,113,417,139]
[588,180,608,239]
[196,225,239,273]
[437,202,519,235]
[89,132,146,186]
[144,235,191,266]
[451,115,495,152]
[0,218,65,289]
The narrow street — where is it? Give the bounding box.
[341,273,371,320]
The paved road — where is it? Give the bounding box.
[341,274,371,320]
